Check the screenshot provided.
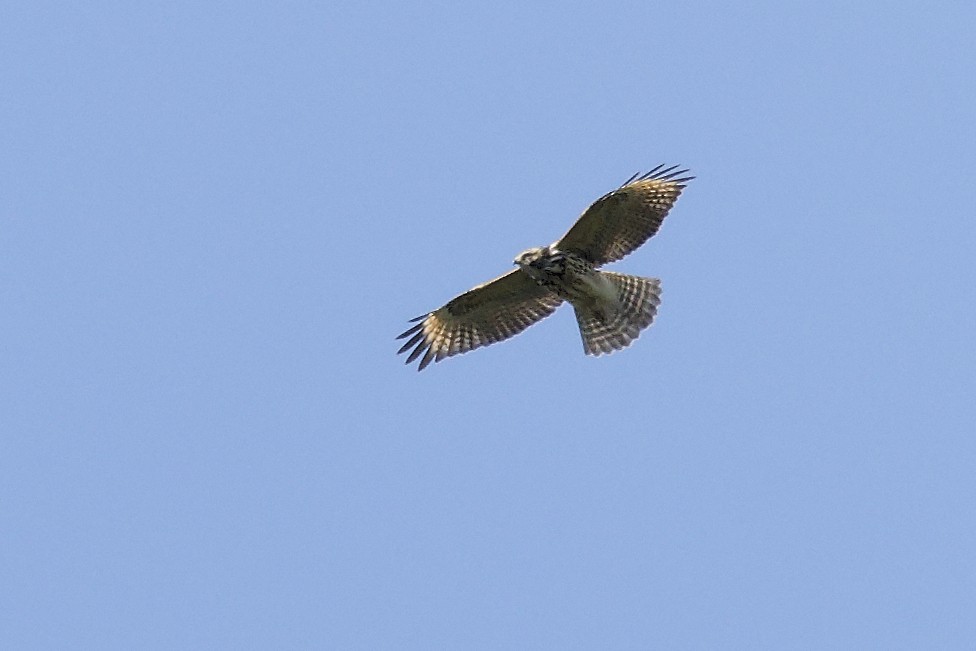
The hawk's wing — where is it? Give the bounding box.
[396,269,563,371]
[555,165,693,266]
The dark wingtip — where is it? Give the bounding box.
[405,340,431,364]
[623,164,695,189]
[396,321,424,340]
[659,167,690,180]
[629,164,696,184]
[642,163,666,178]
[396,313,441,369]
[418,345,437,371]
[397,330,425,355]
[620,171,642,187]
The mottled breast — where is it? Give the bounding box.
[531,250,595,302]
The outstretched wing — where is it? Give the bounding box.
[396,269,563,371]
[555,165,693,266]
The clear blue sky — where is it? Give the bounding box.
[3,2,975,648]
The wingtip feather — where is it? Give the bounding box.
[396,322,424,340]
[626,164,696,186]
[397,331,426,354]
[418,346,437,371]
[405,340,432,364]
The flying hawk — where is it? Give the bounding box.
[397,165,693,370]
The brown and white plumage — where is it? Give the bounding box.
[397,165,692,370]
[396,270,563,371]
[573,272,662,355]
[556,165,693,266]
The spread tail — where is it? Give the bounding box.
[574,272,662,356]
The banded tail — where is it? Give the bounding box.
[574,272,662,356]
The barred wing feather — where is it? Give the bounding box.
[396,269,563,371]
[555,165,693,266]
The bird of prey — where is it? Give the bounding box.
[397,165,693,370]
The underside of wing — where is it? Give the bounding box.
[555,165,693,266]
[396,269,563,371]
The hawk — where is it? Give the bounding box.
[397,165,693,370]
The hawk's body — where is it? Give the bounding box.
[516,248,606,305]
[397,165,692,370]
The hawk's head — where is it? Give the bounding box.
[514,246,549,269]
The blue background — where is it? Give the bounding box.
[3,2,975,648]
